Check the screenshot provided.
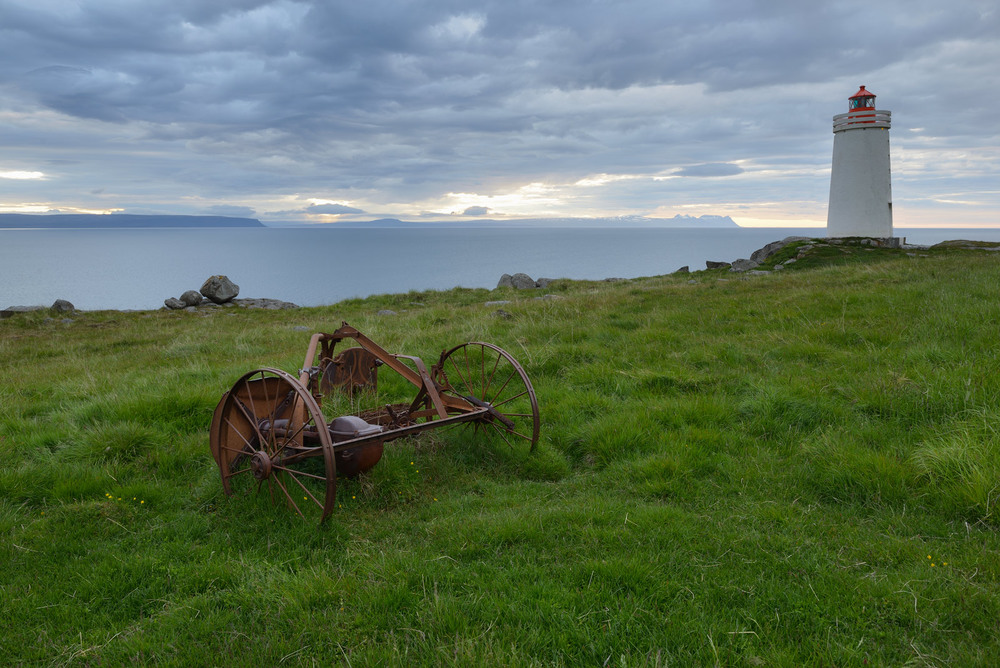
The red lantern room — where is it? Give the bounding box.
[848,85,876,113]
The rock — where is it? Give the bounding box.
[534,294,564,300]
[746,270,771,276]
[232,298,299,310]
[293,326,310,332]
[774,264,785,270]
[602,277,626,283]
[200,275,240,304]
[674,266,690,274]
[706,261,732,270]
[50,299,75,313]
[535,277,556,288]
[496,272,537,289]
[179,290,203,307]
[484,300,510,306]
[377,309,398,316]
[493,309,513,319]
[164,297,185,309]
[1,305,47,318]
[510,273,537,289]
[729,258,760,272]
[749,237,811,264]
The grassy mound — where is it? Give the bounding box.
[3,239,1000,665]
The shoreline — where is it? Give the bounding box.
[7,235,992,318]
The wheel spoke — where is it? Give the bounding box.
[482,350,503,401]
[487,421,516,449]
[449,355,473,396]
[281,467,326,510]
[223,416,258,452]
[272,464,328,482]
[270,392,308,459]
[244,375,263,436]
[491,389,529,409]
[489,369,518,405]
[230,398,265,443]
[271,471,306,518]
[479,347,486,399]
[502,426,534,442]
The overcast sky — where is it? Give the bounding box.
[1,0,997,227]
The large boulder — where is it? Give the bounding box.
[510,273,537,289]
[50,299,75,313]
[496,273,537,289]
[179,290,203,307]
[164,297,185,310]
[200,275,240,304]
[729,258,760,272]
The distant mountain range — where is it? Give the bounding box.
[0,214,265,228]
[290,214,740,228]
[1,213,738,229]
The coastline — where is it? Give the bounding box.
[6,234,991,318]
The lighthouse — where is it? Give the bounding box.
[826,85,893,238]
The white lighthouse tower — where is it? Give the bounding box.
[826,85,893,238]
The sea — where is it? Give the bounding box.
[2,226,999,311]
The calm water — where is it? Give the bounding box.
[2,226,999,311]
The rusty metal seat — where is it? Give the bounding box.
[320,347,380,395]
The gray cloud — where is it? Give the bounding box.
[305,203,365,214]
[674,163,745,178]
[0,0,997,225]
[203,204,257,217]
[463,206,490,216]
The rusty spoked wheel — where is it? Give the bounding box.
[436,342,539,451]
[210,368,337,524]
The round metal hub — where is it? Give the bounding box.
[250,451,272,480]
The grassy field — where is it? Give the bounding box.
[2,238,999,666]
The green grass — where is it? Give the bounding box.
[3,240,1000,665]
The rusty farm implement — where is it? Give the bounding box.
[209,323,539,523]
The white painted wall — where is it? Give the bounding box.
[827,111,893,238]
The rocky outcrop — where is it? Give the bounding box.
[750,237,811,264]
[706,260,732,270]
[200,275,240,304]
[163,275,277,310]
